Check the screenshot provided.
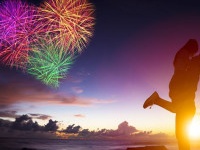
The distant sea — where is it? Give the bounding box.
[0,138,180,150]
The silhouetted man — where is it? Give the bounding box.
[143,39,200,150]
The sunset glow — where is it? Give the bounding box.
[189,116,200,139]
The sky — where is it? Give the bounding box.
[1,0,200,140]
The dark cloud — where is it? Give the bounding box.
[78,129,90,136]
[11,115,41,131]
[14,115,31,123]
[0,110,19,118]
[0,118,12,128]
[0,111,51,121]
[64,124,81,134]
[29,114,52,120]
[0,114,59,135]
[44,119,59,132]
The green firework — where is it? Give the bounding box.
[28,42,74,88]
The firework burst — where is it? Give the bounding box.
[38,0,95,53]
[0,0,40,69]
[27,41,74,88]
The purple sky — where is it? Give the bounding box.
[1,0,200,140]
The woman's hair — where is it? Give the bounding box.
[182,39,198,55]
[173,39,198,67]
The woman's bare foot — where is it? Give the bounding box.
[143,91,159,109]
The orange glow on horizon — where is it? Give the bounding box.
[55,131,78,139]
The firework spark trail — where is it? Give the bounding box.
[38,0,95,53]
[28,40,74,88]
[0,0,95,88]
[0,0,41,69]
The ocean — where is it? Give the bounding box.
[0,138,179,150]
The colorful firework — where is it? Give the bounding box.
[0,0,95,87]
[38,0,95,53]
[0,0,40,69]
[27,41,74,88]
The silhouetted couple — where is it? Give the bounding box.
[143,39,200,150]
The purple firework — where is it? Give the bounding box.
[0,0,40,69]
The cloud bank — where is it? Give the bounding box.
[0,114,175,144]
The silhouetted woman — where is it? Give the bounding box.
[143,39,200,150]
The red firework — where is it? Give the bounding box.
[38,0,95,53]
